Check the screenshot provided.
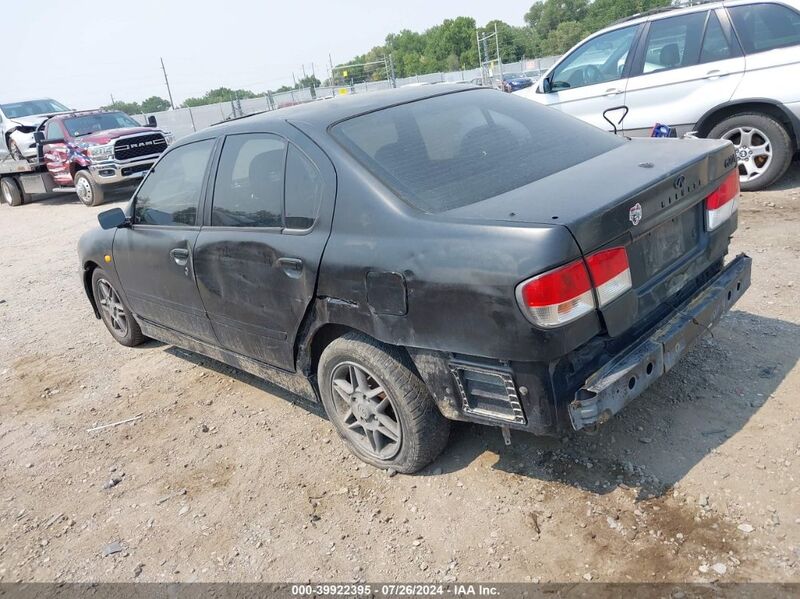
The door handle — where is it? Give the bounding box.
[170,247,190,266]
[705,69,725,79]
[605,87,622,96]
[277,257,303,277]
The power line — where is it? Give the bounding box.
[160,57,176,110]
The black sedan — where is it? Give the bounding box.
[79,85,750,472]
[501,72,534,92]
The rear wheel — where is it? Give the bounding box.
[318,332,450,473]
[708,113,793,191]
[1,177,25,207]
[91,268,146,347]
[74,170,105,207]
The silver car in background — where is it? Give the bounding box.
[516,0,800,190]
[0,98,71,160]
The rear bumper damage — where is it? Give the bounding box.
[568,254,751,431]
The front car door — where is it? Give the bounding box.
[42,120,73,186]
[193,125,335,371]
[522,23,642,130]
[623,9,746,136]
[113,137,219,344]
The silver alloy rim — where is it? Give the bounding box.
[97,278,128,336]
[1,181,11,205]
[330,362,402,460]
[76,177,93,204]
[721,126,773,183]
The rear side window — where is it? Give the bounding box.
[331,89,623,213]
[134,139,214,226]
[212,133,286,227]
[728,3,800,53]
[284,145,324,230]
[641,12,707,73]
[700,12,734,63]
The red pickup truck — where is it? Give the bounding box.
[0,109,172,207]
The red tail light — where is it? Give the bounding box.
[706,170,740,230]
[585,247,632,307]
[516,259,595,328]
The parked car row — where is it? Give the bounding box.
[516,0,800,190]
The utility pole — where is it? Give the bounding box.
[329,53,335,86]
[160,57,175,110]
[110,93,116,106]
[495,23,504,82]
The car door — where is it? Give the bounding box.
[193,126,335,371]
[623,10,747,136]
[529,24,642,130]
[726,2,800,100]
[112,137,219,344]
[42,120,73,186]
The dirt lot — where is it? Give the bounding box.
[0,167,799,584]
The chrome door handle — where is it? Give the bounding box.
[277,257,303,278]
[705,69,724,79]
[605,87,622,96]
[170,248,190,266]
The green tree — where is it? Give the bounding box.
[101,100,142,115]
[140,96,171,112]
[182,87,259,108]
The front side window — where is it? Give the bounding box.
[728,2,800,53]
[550,25,637,90]
[134,139,214,226]
[332,89,623,213]
[212,133,286,228]
[45,121,64,140]
[641,12,707,74]
[284,145,324,230]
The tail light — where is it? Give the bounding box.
[516,247,632,327]
[516,259,595,328]
[705,170,739,230]
[585,247,632,307]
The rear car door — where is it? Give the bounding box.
[531,24,641,130]
[623,10,746,136]
[193,125,335,371]
[113,138,218,343]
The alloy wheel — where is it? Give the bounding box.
[96,278,128,337]
[721,126,773,184]
[330,362,402,460]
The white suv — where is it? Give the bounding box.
[516,0,800,190]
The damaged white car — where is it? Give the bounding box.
[0,98,71,160]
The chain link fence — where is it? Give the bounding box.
[133,57,560,140]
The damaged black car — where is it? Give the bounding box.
[78,85,751,472]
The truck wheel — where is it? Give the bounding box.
[318,332,450,473]
[91,268,146,347]
[708,113,793,191]
[1,177,25,206]
[74,170,105,207]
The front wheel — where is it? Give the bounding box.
[1,177,25,206]
[708,113,793,191]
[74,170,105,207]
[91,268,146,347]
[318,333,450,473]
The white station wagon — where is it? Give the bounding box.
[517,0,800,190]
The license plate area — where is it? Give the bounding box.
[631,204,701,280]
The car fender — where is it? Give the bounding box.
[695,97,800,143]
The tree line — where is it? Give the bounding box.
[104,0,670,111]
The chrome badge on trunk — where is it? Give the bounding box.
[629,202,642,226]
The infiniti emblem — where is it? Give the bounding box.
[674,175,685,188]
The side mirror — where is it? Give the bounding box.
[98,207,129,230]
[541,76,552,94]
[34,131,45,144]
[146,115,157,127]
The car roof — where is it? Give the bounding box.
[608,0,799,29]
[179,84,486,143]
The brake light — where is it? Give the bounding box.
[516,259,595,328]
[585,247,632,307]
[705,170,739,230]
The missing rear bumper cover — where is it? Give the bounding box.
[449,360,527,425]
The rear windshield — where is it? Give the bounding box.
[331,89,623,213]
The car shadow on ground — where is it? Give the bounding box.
[160,310,797,499]
[19,189,134,207]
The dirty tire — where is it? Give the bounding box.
[708,112,793,191]
[91,267,146,347]
[318,332,450,473]
[1,177,24,206]
[74,170,105,207]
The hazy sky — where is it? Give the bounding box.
[5,0,530,109]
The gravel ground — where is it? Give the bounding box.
[0,167,798,583]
